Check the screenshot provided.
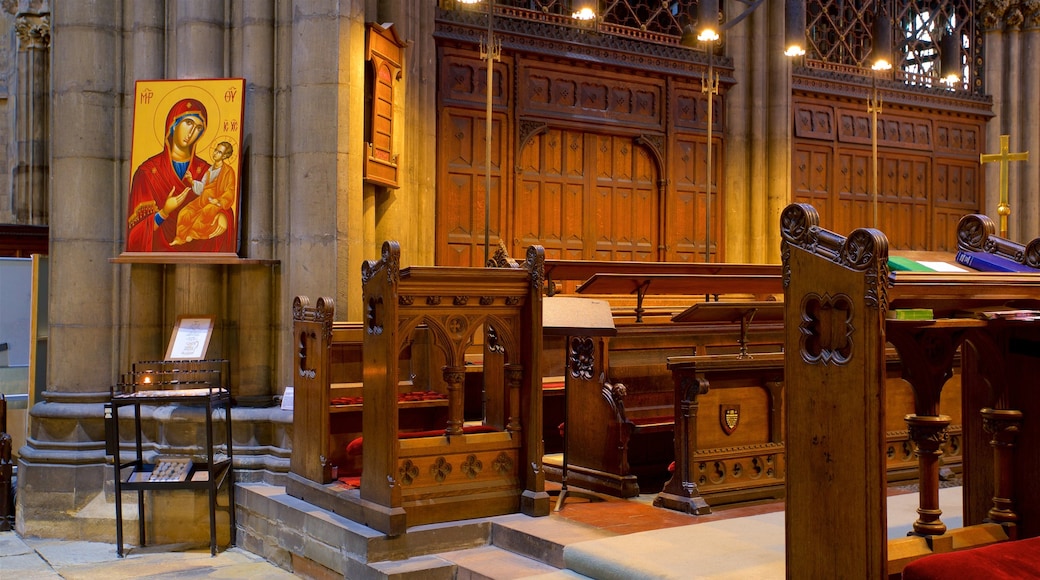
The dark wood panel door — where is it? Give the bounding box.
[587,134,658,261]
[664,135,719,263]
[514,129,660,262]
[792,144,832,227]
[515,128,586,260]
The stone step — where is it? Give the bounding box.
[489,513,616,569]
[437,545,564,579]
[236,482,616,579]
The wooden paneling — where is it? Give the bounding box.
[517,61,665,131]
[793,88,987,250]
[438,106,508,265]
[666,135,713,262]
[792,144,832,220]
[589,134,658,261]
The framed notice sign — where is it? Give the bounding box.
[165,316,215,361]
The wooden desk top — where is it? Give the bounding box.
[671,300,784,323]
[543,295,617,337]
[887,270,1040,314]
[667,350,785,371]
[545,259,781,282]
[575,273,783,297]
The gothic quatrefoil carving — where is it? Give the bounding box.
[800,293,854,365]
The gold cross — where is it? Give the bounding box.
[980,134,1029,238]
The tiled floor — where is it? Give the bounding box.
[545,480,788,536]
[545,478,929,537]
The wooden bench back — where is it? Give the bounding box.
[782,203,1040,576]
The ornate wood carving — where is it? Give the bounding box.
[364,23,405,189]
[957,212,1040,268]
[780,203,889,311]
[517,61,665,131]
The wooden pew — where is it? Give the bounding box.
[782,204,1040,577]
[538,318,787,498]
[533,262,788,498]
[656,346,962,515]
[288,242,550,535]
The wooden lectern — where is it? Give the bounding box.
[543,295,617,510]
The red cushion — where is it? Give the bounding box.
[331,391,447,407]
[901,536,1040,579]
[345,424,499,457]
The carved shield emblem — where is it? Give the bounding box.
[720,405,740,435]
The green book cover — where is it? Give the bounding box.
[888,256,935,272]
[888,308,934,320]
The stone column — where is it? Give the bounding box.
[374,1,438,268]
[18,0,120,539]
[722,1,788,264]
[978,2,1010,232]
[229,1,278,405]
[123,2,167,368]
[284,0,356,326]
[1003,7,1024,239]
[168,0,226,362]
[1020,6,1040,240]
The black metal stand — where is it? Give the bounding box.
[110,366,234,557]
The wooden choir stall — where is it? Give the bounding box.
[782,204,1040,578]
[287,242,550,536]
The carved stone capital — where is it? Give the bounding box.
[978,0,1011,30]
[1024,0,1040,28]
[15,13,49,50]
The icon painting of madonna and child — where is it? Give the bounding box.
[124,78,245,257]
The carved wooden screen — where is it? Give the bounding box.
[435,41,715,267]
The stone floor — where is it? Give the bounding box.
[0,479,956,579]
[0,530,297,579]
[0,481,788,579]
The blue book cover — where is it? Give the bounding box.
[955,251,1036,273]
